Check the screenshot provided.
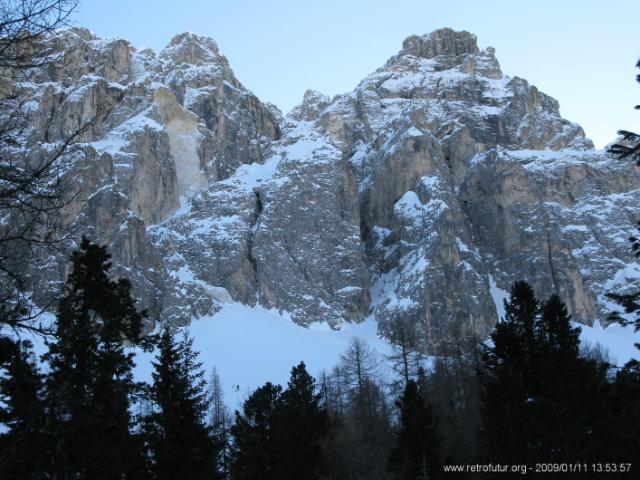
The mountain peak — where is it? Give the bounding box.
[160,32,221,65]
[400,28,479,58]
[288,89,330,121]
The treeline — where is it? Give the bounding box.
[1,241,639,479]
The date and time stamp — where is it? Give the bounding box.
[443,462,632,475]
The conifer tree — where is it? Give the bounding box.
[43,238,148,479]
[146,328,218,480]
[604,59,640,464]
[480,281,538,463]
[607,58,640,165]
[531,294,606,462]
[0,339,47,479]
[388,379,441,480]
[599,360,640,464]
[480,282,608,464]
[275,362,330,480]
[230,382,283,480]
[538,294,580,356]
[230,363,331,480]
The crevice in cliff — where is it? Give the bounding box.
[248,188,263,302]
[545,228,560,295]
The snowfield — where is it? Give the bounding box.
[578,320,640,367]
[132,303,393,409]
[131,303,639,410]
[4,303,640,412]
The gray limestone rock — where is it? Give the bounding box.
[13,27,640,350]
[401,29,480,59]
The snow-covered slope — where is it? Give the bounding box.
[133,304,392,408]
[11,307,640,412]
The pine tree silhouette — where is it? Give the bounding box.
[146,328,219,480]
[480,282,608,466]
[0,339,47,479]
[231,363,331,480]
[230,382,283,480]
[43,237,148,479]
[275,362,330,480]
[388,379,441,480]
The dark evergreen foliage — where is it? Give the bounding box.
[146,328,219,480]
[480,282,537,463]
[608,127,640,164]
[607,58,640,164]
[388,379,441,480]
[603,57,640,467]
[607,57,640,330]
[599,361,640,464]
[533,295,608,463]
[0,339,47,479]
[275,362,330,480]
[43,237,148,479]
[230,382,282,480]
[231,362,330,480]
[479,282,608,466]
[601,56,640,470]
[0,241,634,478]
[607,288,640,330]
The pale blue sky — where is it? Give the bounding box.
[72,0,640,148]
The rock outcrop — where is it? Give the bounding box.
[15,28,640,349]
[20,28,281,325]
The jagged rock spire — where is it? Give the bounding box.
[400,28,480,58]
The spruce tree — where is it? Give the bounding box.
[480,281,538,464]
[480,283,608,465]
[599,360,640,464]
[388,379,441,480]
[230,363,331,480]
[531,294,606,462]
[0,339,47,479]
[275,362,330,480]
[230,382,283,480]
[43,238,148,479]
[146,328,218,480]
[538,294,580,356]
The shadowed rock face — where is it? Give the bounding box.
[16,28,640,349]
[19,28,281,326]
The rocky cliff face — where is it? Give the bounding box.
[17,28,640,349]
